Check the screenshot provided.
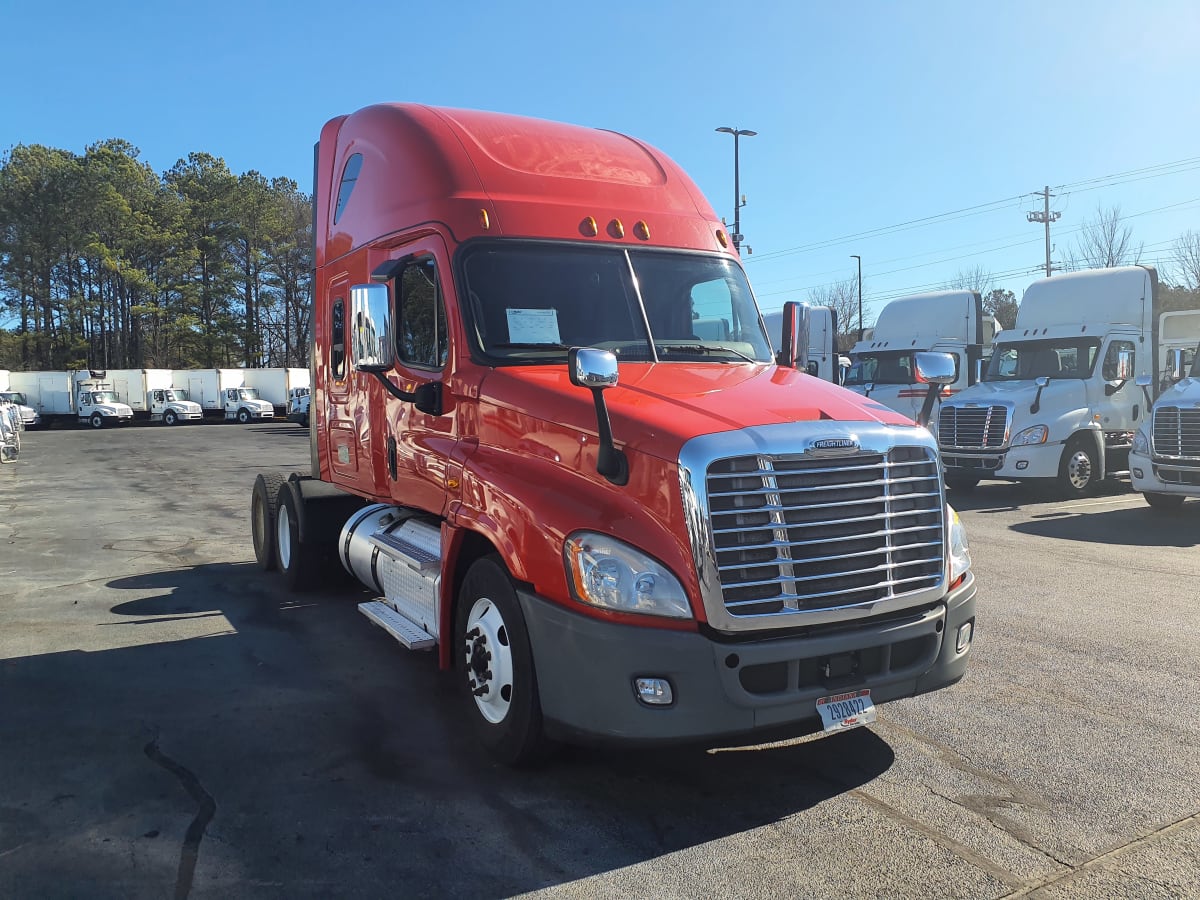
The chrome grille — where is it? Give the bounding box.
[1152,406,1200,460]
[938,405,1009,449]
[706,447,945,617]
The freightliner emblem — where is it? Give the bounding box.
[810,437,860,453]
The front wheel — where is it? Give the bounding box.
[237,407,251,424]
[1144,492,1185,511]
[164,409,178,426]
[89,413,104,429]
[1058,437,1098,499]
[455,556,546,766]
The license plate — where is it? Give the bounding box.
[816,689,876,734]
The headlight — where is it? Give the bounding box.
[564,532,691,619]
[1132,429,1149,455]
[1011,424,1048,446]
[947,505,972,582]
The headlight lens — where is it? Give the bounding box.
[1012,424,1048,446]
[1132,429,1149,455]
[947,505,972,582]
[564,532,691,619]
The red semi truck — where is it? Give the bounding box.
[251,103,976,764]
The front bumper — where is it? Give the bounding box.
[941,441,1063,480]
[520,572,976,745]
[1130,450,1200,497]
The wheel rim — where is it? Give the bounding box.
[239,410,249,423]
[166,412,175,425]
[91,415,102,428]
[276,503,292,570]
[1067,450,1093,490]
[464,597,514,725]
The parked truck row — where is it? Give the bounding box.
[0,367,309,427]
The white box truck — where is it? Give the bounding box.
[8,370,75,425]
[286,386,311,426]
[103,369,204,423]
[842,291,996,422]
[0,370,41,428]
[936,266,1200,496]
[221,386,275,423]
[241,367,310,415]
[761,306,844,383]
[171,369,248,417]
[1130,346,1200,509]
[74,371,134,428]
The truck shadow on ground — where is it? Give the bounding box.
[1009,501,1200,547]
[944,477,1131,513]
[0,563,895,897]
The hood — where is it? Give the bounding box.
[477,363,915,464]
[945,379,1088,416]
[168,401,203,413]
[1153,376,1200,407]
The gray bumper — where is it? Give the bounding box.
[520,573,976,745]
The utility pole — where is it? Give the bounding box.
[850,255,863,339]
[1026,186,1061,277]
[715,127,756,252]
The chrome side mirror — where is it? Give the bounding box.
[914,352,956,385]
[1035,376,1049,388]
[1168,348,1187,382]
[568,348,626,485]
[350,283,394,372]
[1114,348,1134,382]
[568,347,619,389]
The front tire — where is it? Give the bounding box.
[89,413,104,429]
[1058,436,1098,499]
[455,556,546,766]
[237,407,251,424]
[164,409,178,426]
[1144,492,1185,511]
[252,472,287,570]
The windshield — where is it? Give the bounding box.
[985,339,1101,381]
[165,389,188,402]
[844,351,921,386]
[239,388,261,400]
[460,242,772,364]
[0,392,26,405]
[90,391,119,403]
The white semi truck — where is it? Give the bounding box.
[843,291,996,421]
[936,266,1200,496]
[761,306,844,383]
[286,386,310,427]
[1130,346,1200,509]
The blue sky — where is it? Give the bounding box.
[3,0,1198,325]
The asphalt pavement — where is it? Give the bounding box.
[1,422,1197,898]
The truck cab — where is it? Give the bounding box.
[1130,345,1200,509]
[251,103,976,764]
[0,391,39,429]
[149,388,204,425]
[224,387,274,423]
[77,384,134,428]
[287,387,311,427]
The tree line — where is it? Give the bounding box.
[0,140,312,372]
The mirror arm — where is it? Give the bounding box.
[916,384,941,428]
[589,390,628,485]
[371,371,443,416]
[1030,383,1046,415]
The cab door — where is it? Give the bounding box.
[1096,337,1139,431]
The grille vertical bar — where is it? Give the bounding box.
[706,447,945,617]
[938,405,1009,449]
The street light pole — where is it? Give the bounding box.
[850,255,863,339]
[715,126,757,252]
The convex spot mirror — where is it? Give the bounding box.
[913,351,956,386]
[351,283,394,372]
[1134,375,1153,387]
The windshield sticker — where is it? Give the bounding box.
[506,308,562,345]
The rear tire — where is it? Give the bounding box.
[1144,492,1185,511]
[455,556,547,766]
[252,472,287,570]
[1058,436,1098,499]
[275,483,321,592]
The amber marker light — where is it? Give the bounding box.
[716,229,729,248]
[611,218,625,238]
[634,220,650,240]
[581,216,599,236]
[479,208,490,229]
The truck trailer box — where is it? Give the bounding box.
[172,369,247,412]
[106,369,175,413]
[9,371,74,417]
[241,367,310,413]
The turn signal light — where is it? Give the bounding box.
[581,216,599,237]
[479,208,490,230]
[716,229,729,248]
[610,218,625,238]
[634,220,650,240]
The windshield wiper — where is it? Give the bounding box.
[493,342,571,351]
[659,343,757,363]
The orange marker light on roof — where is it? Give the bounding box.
[716,229,729,248]
[480,208,490,229]
[634,220,650,240]
[581,216,599,237]
[610,218,625,238]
